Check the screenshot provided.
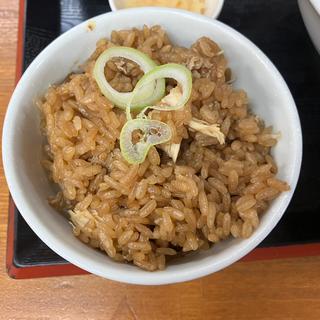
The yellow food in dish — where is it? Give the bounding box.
[124,0,207,14]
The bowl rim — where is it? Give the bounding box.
[2,7,302,285]
[108,0,225,19]
[108,0,118,12]
[309,0,320,15]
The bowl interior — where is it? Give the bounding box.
[3,8,301,285]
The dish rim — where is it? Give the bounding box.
[108,0,225,19]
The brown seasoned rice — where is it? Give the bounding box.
[39,25,289,271]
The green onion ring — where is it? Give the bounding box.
[93,46,165,110]
[120,119,172,164]
[126,63,192,119]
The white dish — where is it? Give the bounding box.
[298,0,320,54]
[3,8,302,285]
[108,0,224,19]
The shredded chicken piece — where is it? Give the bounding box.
[69,209,93,229]
[215,50,224,56]
[114,59,128,75]
[158,86,182,107]
[160,118,225,162]
[161,143,181,163]
[155,88,225,161]
[188,118,225,144]
[156,87,183,163]
[186,56,202,70]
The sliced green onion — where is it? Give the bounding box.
[93,46,165,110]
[128,63,192,118]
[121,63,192,163]
[120,119,172,164]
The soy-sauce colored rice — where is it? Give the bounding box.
[40,25,289,271]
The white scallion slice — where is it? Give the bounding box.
[120,119,172,164]
[93,46,165,110]
[128,63,192,118]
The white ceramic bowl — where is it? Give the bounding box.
[298,0,320,54]
[108,0,224,19]
[3,8,302,285]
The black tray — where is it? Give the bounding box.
[9,0,320,274]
